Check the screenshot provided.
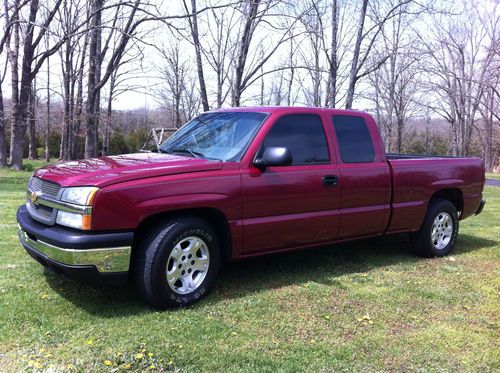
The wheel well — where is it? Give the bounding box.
[430,188,464,213]
[133,208,232,262]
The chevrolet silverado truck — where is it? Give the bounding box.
[17,107,486,308]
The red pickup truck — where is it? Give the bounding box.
[17,107,485,308]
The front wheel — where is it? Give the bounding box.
[134,216,221,308]
[409,198,459,258]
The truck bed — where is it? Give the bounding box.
[385,154,484,233]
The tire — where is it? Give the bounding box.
[134,216,221,308]
[409,198,459,258]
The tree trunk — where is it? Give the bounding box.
[103,98,112,156]
[311,32,321,107]
[0,0,11,167]
[72,31,89,160]
[345,0,368,109]
[6,0,21,169]
[216,73,223,108]
[85,95,99,158]
[286,36,294,106]
[60,38,72,160]
[396,117,404,153]
[45,55,50,162]
[260,66,264,106]
[85,0,103,159]
[232,0,261,107]
[103,74,115,156]
[0,82,7,167]
[187,0,209,111]
[328,0,338,108]
[28,84,38,159]
[483,87,494,172]
[9,0,41,169]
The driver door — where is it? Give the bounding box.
[241,114,341,253]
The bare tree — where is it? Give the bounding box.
[102,49,144,156]
[419,2,494,156]
[179,77,200,122]
[6,0,65,170]
[0,0,496,169]
[200,3,239,108]
[158,43,189,128]
[86,0,145,158]
[4,0,22,167]
[299,0,325,107]
[57,0,89,160]
[327,0,338,107]
[182,0,209,111]
[366,4,420,152]
[232,0,262,106]
[84,0,167,157]
[27,78,38,159]
[0,0,25,166]
[479,83,499,171]
[231,0,300,106]
[345,0,417,109]
[44,47,50,162]
[345,0,368,108]
[477,4,500,171]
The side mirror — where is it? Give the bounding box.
[254,146,293,169]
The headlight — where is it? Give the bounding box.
[60,187,99,205]
[56,211,92,230]
[57,186,98,230]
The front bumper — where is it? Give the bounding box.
[17,205,133,286]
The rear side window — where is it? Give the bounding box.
[331,115,375,163]
[262,114,330,165]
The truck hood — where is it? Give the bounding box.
[34,153,223,188]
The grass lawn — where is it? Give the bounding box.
[486,172,500,180]
[1,161,499,372]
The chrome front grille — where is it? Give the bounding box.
[27,177,62,225]
[29,177,61,198]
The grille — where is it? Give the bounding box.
[27,177,61,225]
[30,177,61,198]
[33,203,53,217]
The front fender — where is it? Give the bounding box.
[135,193,234,224]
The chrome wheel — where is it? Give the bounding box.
[431,212,453,250]
[166,236,210,294]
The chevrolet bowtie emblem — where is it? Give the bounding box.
[30,191,41,204]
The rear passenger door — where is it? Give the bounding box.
[330,115,391,238]
[241,114,341,253]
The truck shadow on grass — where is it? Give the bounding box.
[44,233,496,316]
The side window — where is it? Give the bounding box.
[332,115,375,163]
[262,114,330,165]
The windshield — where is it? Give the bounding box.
[159,111,268,161]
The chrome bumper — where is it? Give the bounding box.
[18,229,131,273]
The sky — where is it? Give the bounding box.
[1,0,497,116]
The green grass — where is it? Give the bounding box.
[1,160,499,372]
[486,172,500,180]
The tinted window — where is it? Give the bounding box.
[262,114,329,165]
[332,115,375,163]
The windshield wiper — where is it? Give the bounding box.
[163,148,204,158]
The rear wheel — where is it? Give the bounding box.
[409,198,459,258]
[134,216,221,308]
